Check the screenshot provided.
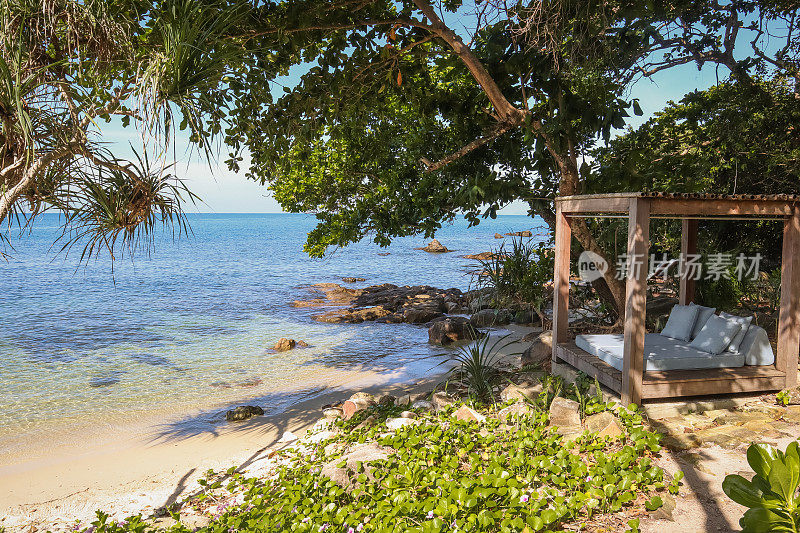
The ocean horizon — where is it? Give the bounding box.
[0,212,546,456]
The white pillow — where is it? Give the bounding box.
[689,314,742,354]
[661,305,700,342]
[719,312,753,353]
[689,304,717,339]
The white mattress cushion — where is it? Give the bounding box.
[575,333,745,372]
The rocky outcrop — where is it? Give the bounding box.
[298,283,467,325]
[342,277,366,283]
[469,308,513,327]
[273,338,309,351]
[504,230,532,237]
[418,239,450,253]
[428,317,482,345]
[226,405,264,421]
[462,251,503,261]
[494,233,504,239]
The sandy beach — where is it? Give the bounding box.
[0,367,449,531]
[0,327,531,531]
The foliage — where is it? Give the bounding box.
[696,265,744,313]
[777,391,791,407]
[445,334,513,404]
[80,397,678,533]
[0,0,248,258]
[473,238,555,326]
[723,441,800,532]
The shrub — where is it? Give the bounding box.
[472,238,554,325]
[446,334,513,404]
[723,442,800,532]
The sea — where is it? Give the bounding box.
[0,213,545,454]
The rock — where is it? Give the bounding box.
[273,338,297,351]
[354,415,378,430]
[306,429,340,444]
[521,331,553,368]
[320,443,394,489]
[419,239,450,253]
[469,308,513,328]
[412,400,433,411]
[548,397,581,429]
[648,493,676,521]
[504,230,532,237]
[377,394,396,406]
[342,277,366,283]
[313,305,392,323]
[500,383,542,403]
[428,317,482,345]
[279,430,298,443]
[296,340,310,347]
[342,393,377,420]
[497,402,534,421]
[521,328,544,342]
[431,392,457,411]
[400,410,417,419]
[494,233,504,239]
[454,405,486,423]
[323,407,343,419]
[225,405,264,421]
[585,412,624,438]
[463,251,501,261]
[403,306,444,324]
[386,417,419,430]
[396,394,412,406]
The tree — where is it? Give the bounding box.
[229,0,800,320]
[0,0,247,257]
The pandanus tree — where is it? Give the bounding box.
[0,0,249,258]
[227,0,800,320]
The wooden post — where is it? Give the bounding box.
[679,218,698,306]
[777,208,800,389]
[622,198,650,405]
[552,203,571,364]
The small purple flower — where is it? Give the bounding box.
[302,517,310,523]
[348,528,355,533]
[520,494,530,503]
[427,510,435,519]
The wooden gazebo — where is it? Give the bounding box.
[551,192,800,405]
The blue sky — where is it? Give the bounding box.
[101,48,723,215]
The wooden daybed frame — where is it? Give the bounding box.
[552,192,800,405]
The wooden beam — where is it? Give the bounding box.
[777,208,800,389]
[552,204,571,364]
[622,198,650,405]
[679,219,698,305]
[558,196,632,214]
[650,198,796,217]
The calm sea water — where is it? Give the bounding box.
[0,213,544,447]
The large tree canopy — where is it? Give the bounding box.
[227,0,800,317]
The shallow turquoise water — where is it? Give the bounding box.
[0,213,544,443]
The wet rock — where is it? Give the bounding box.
[226,405,264,421]
[548,397,581,431]
[463,251,500,261]
[521,331,553,368]
[431,392,457,411]
[342,277,366,283]
[494,233,504,239]
[313,305,392,323]
[403,306,444,324]
[428,317,482,345]
[419,239,450,253]
[498,402,534,421]
[504,230,532,237]
[500,383,542,403]
[454,405,486,423]
[273,338,298,351]
[469,309,513,328]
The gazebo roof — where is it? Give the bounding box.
[556,192,800,217]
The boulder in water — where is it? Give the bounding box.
[419,239,450,253]
[226,405,264,421]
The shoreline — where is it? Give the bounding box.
[0,326,533,531]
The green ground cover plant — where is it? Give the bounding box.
[79,392,680,533]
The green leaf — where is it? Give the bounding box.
[722,475,766,508]
[748,443,779,480]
